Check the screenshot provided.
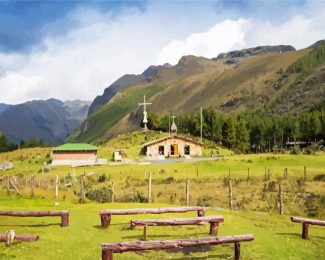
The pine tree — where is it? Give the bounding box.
[236,120,250,153]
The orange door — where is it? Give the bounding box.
[174,144,178,155]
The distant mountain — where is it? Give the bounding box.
[0,99,90,144]
[87,59,210,116]
[0,103,10,114]
[64,100,91,121]
[214,45,295,61]
[68,41,325,143]
[308,40,325,49]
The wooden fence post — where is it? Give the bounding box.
[186,178,190,206]
[31,176,35,198]
[111,181,115,203]
[80,175,85,204]
[264,166,267,181]
[228,179,233,210]
[55,175,59,200]
[278,183,283,215]
[247,168,250,181]
[6,176,10,196]
[148,172,152,203]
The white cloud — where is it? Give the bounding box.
[158,19,250,64]
[1,2,325,104]
[157,9,325,65]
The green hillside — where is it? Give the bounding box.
[69,44,325,143]
[67,83,168,143]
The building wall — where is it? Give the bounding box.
[52,151,97,161]
[146,138,202,157]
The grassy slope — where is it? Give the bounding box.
[67,83,168,143]
[0,198,324,260]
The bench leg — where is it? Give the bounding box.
[302,223,309,240]
[102,249,113,260]
[61,214,69,227]
[143,225,147,241]
[234,242,240,260]
[101,214,112,228]
[209,222,219,236]
[197,210,205,217]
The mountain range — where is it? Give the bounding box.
[1,41,324,145]
[0,99,91,144]
[68,42,325,143]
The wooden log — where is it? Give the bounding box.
[228,180,233,210]
[79,175,85,204]
[111,181,115,203]
[291,217,325,226]
[278,183,283,215]
[131,216,224,227]
[100,206,206,216]
[9,178,22,195]
[0,233,39,243]
[186,178,190,206]
[302,223,309,240]
[100,207,207,227]
[55,175,59,199]
[209,222,219,236]
[148,172,152,203]
[234,241,240,260]
[0,210,69,227]
[101,234,254,257]
[291,217,325,240]
[101,214,112,228]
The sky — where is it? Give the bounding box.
[1,0,325,104]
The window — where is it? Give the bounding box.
[158,146,164,155]
[184,145,190,155]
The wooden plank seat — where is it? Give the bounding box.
[130,216,224,240]
[99,206,207,228]
[0,232,39,245]
[291,216,325,239]
[101,234,254,260]
[0,210,69,227]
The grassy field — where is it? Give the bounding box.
[0,197,324,260]
[0,142,324,259]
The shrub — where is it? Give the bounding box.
[97,174,106,183]
[313,174,325,182]
[85,187,113,203]
[197,196,213,207]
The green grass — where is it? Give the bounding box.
[68,83,168,143]
[0,197,324,260]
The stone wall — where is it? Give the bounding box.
[146,137,202,157]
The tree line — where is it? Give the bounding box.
[0,132,50,153]
[147,108,325,153]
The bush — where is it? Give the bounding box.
[97,174,106,183]
[197,195,213,207]
[85,187,113,203]
[313,174,325,182]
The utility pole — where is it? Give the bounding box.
[200,107,203,142]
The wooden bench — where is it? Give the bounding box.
[101,234,254,260]
[130,216,224,240]
[0,210,69,227]
[291,216,325,239]
[99,206,206,228]
[0,232,39,245]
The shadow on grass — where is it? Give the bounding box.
[0,223,59,227]
[171,254,231,260]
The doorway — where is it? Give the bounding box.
[171,144,178,156]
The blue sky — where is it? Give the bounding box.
[1,0,325,104]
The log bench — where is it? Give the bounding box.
[0,210,69,227]
[99,206,206,228]
[130,216,224,240]
[101,234,254,260]
[291,216,325,239]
